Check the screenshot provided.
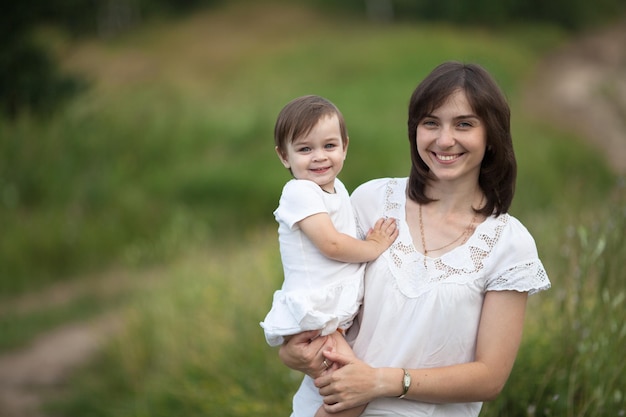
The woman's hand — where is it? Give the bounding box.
[278,330,336,379]
[314,350,380,413]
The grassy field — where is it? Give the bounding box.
[1,1,624,416]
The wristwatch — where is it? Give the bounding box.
[399,368,411,399]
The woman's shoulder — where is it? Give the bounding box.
[482,214,550,293]
[352,177,407,199]
[500,214,537,244]
[487,213,540,261]
[351,178,407,226]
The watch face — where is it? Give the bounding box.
[399,369,411,398]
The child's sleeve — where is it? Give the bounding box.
[274,180,328,230]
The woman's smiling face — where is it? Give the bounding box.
[416,89,487,184]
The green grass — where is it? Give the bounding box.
[0,2,586,297]
[483,189,626,416]
[1,1,624,416]
[48,232,298,417]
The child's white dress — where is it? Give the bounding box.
[260,178,365,347]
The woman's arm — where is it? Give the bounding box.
[298,214,397,263]
[315,290,529,412]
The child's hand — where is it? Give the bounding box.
[365,217,398,254]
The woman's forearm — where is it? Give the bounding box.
[368,292,526,404]
[375,362,508,404]
[317,361,510,414]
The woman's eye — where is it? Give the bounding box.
[458,121,472,128]
[422,120,437,127]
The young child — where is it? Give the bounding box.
[260,95,397,417]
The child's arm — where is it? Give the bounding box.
[298,214,397,263]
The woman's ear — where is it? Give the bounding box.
[275,146,290,169]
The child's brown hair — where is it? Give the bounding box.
[274,95,348,159]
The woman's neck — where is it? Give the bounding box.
[424,181,483,215]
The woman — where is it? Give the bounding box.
[279,61,551,416]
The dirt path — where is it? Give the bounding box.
[522,19,626,175]
[1,20,624,417]
[0,314,123,417]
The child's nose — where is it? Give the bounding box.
[312,149,327,161]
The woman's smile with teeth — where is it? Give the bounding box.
[434,153,461,161]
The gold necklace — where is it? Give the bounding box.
[418,204,478,257]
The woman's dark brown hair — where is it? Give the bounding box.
[407,61,516,216]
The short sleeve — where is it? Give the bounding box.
[485,216,551,295]
[487,259,550,295]
[274,180,328,229]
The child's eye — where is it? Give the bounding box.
[324,143,337,149]
[298,146,311,152]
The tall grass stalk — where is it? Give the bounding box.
[483,189,626,416]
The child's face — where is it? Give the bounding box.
[276,114,347,193]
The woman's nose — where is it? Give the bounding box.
[436,126,455,148]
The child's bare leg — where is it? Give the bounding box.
[318,331,355,375]
[314,404,367,417]
[314,331,367,417]
[328,330,355,358]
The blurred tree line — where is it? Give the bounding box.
[319,0,625,30]
[1,0,222,119]
[2,0,625,119]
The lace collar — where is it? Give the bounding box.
[381,178,509,291]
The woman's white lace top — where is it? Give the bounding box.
[289,178,550,417]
